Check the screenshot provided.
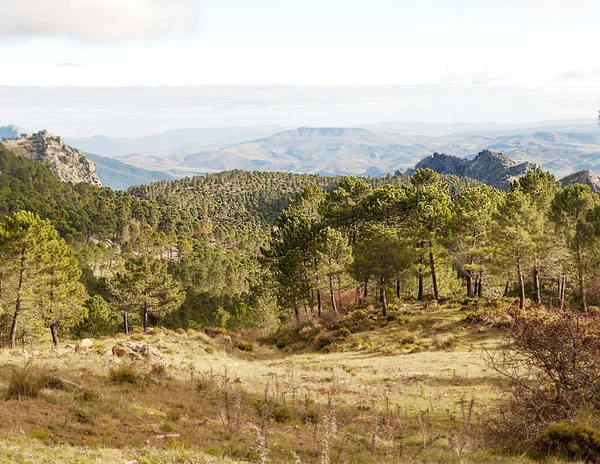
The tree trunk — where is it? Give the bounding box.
[143,305,149,332]
[517,258,525,310]
[429,250,439,301]
[329,275,338,314]
[50,324,59,346]
[418,274,423,301]
[123,312,129,335]
[477,271,483,298]
[396,278,401,299]
[503,281,510,297]
[466,272,473,298]
[533,267,541,304]
[317,289,322,318]
[9,247,26,349]
[579,270,587,312]
[363,279,368,298]
[473,279,479,298]
[380,280,387,317]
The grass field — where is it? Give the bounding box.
[0,300,579,463]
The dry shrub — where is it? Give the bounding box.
[7,365,44,400]
[485,306,600,450]
[109,363,140,384]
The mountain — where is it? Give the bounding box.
[2,131,101,186]
[411,150,539,190]
[0,125,31,140]
[173,127,467,177]
[85,153,173,190]
[560,170,600,195]
[66,126,291,157]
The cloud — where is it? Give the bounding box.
[0,0,199,42]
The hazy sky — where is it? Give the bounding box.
[1,0,599,136]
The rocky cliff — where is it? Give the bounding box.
[410,149,539,190]
[560,170,600,194]
[2,131,101,186]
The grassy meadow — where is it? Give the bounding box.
[0,299,581,463]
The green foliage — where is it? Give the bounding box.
[533,423,600,461]
[108,254,185,331]
[72,295,119,338]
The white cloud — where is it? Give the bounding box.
[442,62,511,85]
[0,0,199,42]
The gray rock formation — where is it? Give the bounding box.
[410,149,540,190]
[2,131,101,186]
[560,170,600,194]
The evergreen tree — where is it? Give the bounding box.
[0,212,56,348]
[108,254,185,332]
[550,185,598,311]
[37,237,88,345]
[452,185,504,297]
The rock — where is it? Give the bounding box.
[2,131,101,186]
[560,170,600,194]
[409,150,540,190]
[112,342,163,361]
[76,338,95,351]
[112,345,130,357]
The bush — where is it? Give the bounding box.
[109,364,140,384]
[533,423,600,461]
[7,366,43,400]
[486,307,600,447]
[236,340,254,352]
[272,405,294,423]
[41,375,65,390]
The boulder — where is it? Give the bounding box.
[112,342,163,361]
[76,338,94,351]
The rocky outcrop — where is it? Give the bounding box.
[410,150,540,190]
[2,130,101,186]
[560,170,600,194]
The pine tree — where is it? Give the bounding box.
[452,185,503,297]
[108,254,185,332]
[0,212,56,348]
[550,185,598,311]
[37,237,88,345]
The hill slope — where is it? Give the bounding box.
[86,152,174,190]
[410,150,539,190]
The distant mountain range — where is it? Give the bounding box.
[54,120,600,179]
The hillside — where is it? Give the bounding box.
[411,149,539,190]
[0,301,527,464]
[86,152,174,190]
[2,131,101,186]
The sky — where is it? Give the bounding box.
[1,0,599,136]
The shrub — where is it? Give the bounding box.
[486,307,600,447]
[236,340,254,352]
[400,332,418,345]
[41,375,66,390]
[272,405,294,423]
[533,423,600,461]
[150,363,167,377]
[7,366,43,400]
[109,364,140,384]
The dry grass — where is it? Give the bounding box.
[0,301,545,463]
